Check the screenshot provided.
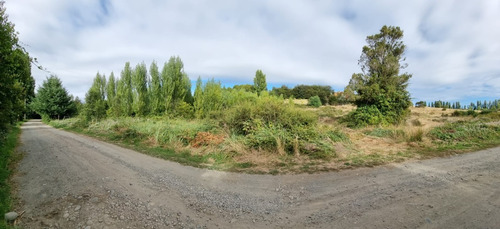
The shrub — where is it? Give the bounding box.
[308,96,322,108]
[429,121,499,142]
[345,105,386,128]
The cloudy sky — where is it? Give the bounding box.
[5,0,500,104]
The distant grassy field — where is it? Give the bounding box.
[50,105,500,174]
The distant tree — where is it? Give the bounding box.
[346,25,412,126]
[233,84,254,92]
[82,73,107,121]
[132,62,149,116]
[149,61,163,115]
[31,75,75,120]
[253,70,267,96]
[271,85,292,98]
[415,101,426,108]
[291,85,333,105]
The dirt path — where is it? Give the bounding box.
[13,120,500,228]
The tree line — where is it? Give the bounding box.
[81,57,269,121]
[415,100,500,110]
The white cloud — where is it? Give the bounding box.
[5,0,500,103]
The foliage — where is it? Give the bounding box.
[149,61,164,115]
[345,105,386,128]
[132,62,149,116]
[163,56,191,113]
[233,84,254,92]
[118,62,134,116]
[346,25,412,126]
[253,69,267,96]
[272,85,335,105]
[82,73,107,121]
[193,78,223,119]
[308,95,322,107]
[31,75,76,119]
[0,2,35,130]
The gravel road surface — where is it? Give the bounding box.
[13,120,500,228]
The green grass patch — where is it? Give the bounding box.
[0,122,23,229]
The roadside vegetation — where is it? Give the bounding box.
[1,2,36,227]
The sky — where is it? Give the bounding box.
[5,0,500,105]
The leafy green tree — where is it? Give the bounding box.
[0,2,35,128]
[82,73,107,121]
[347,25,412,126]
[132,62,149,116]
[149,61,163,115]
[253,69,267,96]
[31,75,75,120]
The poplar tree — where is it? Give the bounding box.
[149,61,163,115]
[193,76,204,118]
[106,72,117,116]
[253,69,267,96]
[162,56,189,114]
[83,73,107,121]
[120,62,134,116]
[132,62,149,116]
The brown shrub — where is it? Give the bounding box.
[191,132,225,148]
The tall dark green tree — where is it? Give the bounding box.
[253,69,267,96]
[31,75,75,120]
[347,25,412,126]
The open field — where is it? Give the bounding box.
[49,105,500,174]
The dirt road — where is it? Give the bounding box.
[13,120,500,228]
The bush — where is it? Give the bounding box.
[223,95,333,157]
[308,96,322,108]
[345,105,386,128]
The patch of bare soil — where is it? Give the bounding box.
[12,120,500,228]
